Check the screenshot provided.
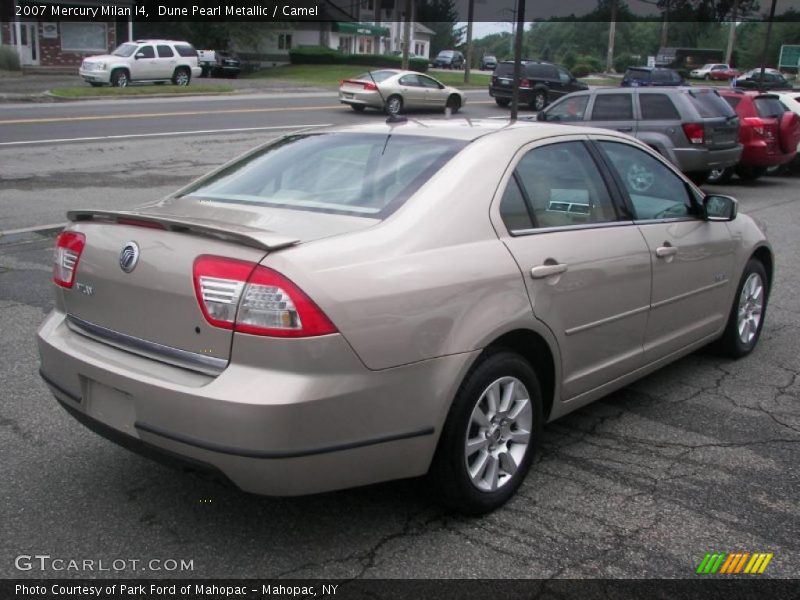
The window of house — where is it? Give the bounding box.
[278,33,292,51]
[60,22,106,52]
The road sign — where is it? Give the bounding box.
[779,45,800,69]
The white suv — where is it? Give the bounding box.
[79,40,202,88]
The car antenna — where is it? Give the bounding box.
[367,70,407,125]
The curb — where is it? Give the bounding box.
[0,223,65,246]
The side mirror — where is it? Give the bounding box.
[536,111,546,122]
[703,194,737,221]
[135,53,145,60]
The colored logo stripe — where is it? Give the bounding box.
[697,553,773,574]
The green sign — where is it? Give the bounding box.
[779,45,800,68]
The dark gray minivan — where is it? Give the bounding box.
[538,87,742,183]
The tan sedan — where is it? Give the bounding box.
[339,69,466,115]
[38,120,772,514]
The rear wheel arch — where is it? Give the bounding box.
[480,329,556,423]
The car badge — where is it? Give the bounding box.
[119,241,140,273]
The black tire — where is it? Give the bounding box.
[707,167,734,184]
[713,259,769,358]
[385,94,403,116]
[531,90,547,111]
[735,165,767,181]
[110,69,129,88]
[687,170,710,185]
[172,67,191,86]
[446,94,461,114]
[429,350,543,515]
[351,104,366,112]
[495,97,511,107]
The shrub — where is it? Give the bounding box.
[571,62,594,78]
[0,45,21,71]
[614,53,639,73]
[289,46,428,72]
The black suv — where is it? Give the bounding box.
[621,67,685,87]
[489,60,587,110]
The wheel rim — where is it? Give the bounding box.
[737,273,764,345]
[115,73,127,87]
[708,168,725,182]
[464,376,532,493]
[175,71,189,86]
[626,163,655,192]
[387,97,401,115]
[534,93,546,111]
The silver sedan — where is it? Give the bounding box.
[339,69,466,115]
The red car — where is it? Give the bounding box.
[708,67,741,81]
[708,89,800,183]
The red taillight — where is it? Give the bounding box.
[192,255,337,338]
[682,122,705,145]
[342,79,377,91]
[363,82,378,91]
[743,116,766,137]
[53,231,86,288]
[520,78,531,88]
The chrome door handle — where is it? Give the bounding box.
[616,127,633,132]
[531,263,568,279]
[655,245,678,258]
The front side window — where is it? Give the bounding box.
[137,45,155,59]
[591,94,633,120]
[557,68,572,84]
[501,141,618,231]
[598,141,694,220]
[543,94,589,122]
[181,133,466,218]
[112,42,137,57]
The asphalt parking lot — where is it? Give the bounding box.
[2,149,798,579]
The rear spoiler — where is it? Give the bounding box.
[67,209,300,251]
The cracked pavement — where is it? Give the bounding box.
[0,137,798,579]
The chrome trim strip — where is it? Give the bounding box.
[565,305,651,336]
[510,220,635,237]
[66,315,227,376]
[650,279,729,310]
[135,421,436,459]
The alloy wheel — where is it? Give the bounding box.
[737,272,764,345]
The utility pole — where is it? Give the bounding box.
[374,0,383,55]
[758,0,778,91]
[464,0,475,84]
[725,0,739,65]
[510,0,526,121]
[660,0,670,50]
[606,0,617,73]
[402,0,411,70]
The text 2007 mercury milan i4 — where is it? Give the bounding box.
[38,120,772,514]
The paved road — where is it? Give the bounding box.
[1,106,798,577]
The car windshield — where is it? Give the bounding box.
[355,70,396,83]
[180,133,466,218]
[438,51,454,58]
[112,43,137,57]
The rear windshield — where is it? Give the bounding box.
[625,68,650,81]
[754,97,786,118]
[686,89,736,118]
[181,133,466,218]
[355,70,395,83]
[494,62,516,76]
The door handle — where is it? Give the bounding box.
[531,263,568,279]
[616,127,633,132]
[655,245,678,258]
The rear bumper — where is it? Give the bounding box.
[339,89,383,109]
[38,309,475,496]
[672,144,742,172]
[740,143,796,167]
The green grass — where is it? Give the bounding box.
[245,64,491,88]
[50,84,234,98]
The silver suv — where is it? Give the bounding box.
[79,40,202,88]
[538,87,742,184]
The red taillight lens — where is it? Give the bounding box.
[743,116,766,137]
[193,255,337,338]
[53,231,86,288]
[682,122,705,145]
[520,78,531,88]
[363,82,378,91]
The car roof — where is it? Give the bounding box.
[626,66,676,72]
[133,39,190,44]
[306,119,621,143]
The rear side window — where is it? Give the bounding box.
[181,133,466,219]
[510,141,618,229]
[591,94,634,120]
[174,44,197,58]
[499,178,534,231]
[687,90,736,118]
[625,68,650,82]
[754,97,786,118]
[640,94,680,120]
[156,45,174,58]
